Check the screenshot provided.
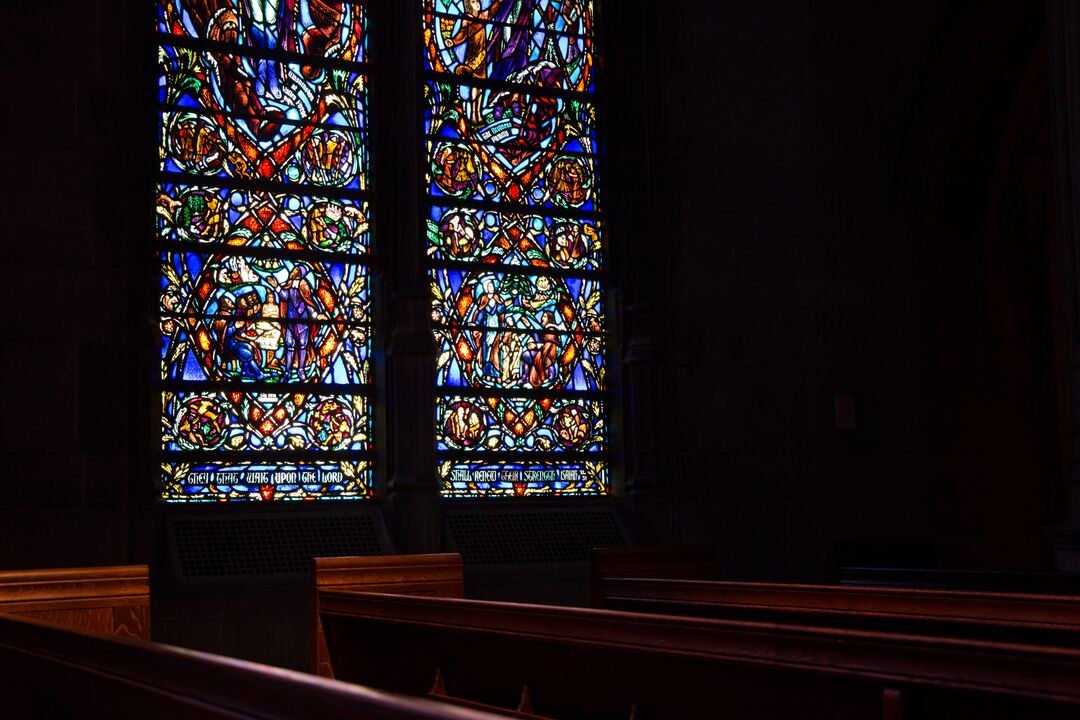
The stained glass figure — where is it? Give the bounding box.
[424,0,607,497]
[157,0,373,502]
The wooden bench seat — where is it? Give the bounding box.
[313,554,464,676]
[0,612,501,719]
[596,577,1080,646]
[318,589,1080,720]
[0,564,150,640]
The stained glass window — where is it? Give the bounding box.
[423,0,608,497]
[156,1,374,502]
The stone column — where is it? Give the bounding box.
[603,0,672,542]
[370,0,441,552]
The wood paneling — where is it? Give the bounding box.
[0,565,150,640]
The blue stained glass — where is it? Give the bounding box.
[158,0,373,504]
[434,327,604,392]
[161,461,373,502]
[159,249,371,385]
[158,0,368,63]
[423,5,594,93]
[426,141,598,210]
[158,184,370,255]
[162,252,368,315]
[427,0,594,38]
[160,110,368,190]
[164,391,370,452]
[427,206,601,270]
[159,45,368,133]
[424,81,597,150]
[431,268,604,333]
[437,395,605,452]
[440,460,608,497]
[425,1,606,498]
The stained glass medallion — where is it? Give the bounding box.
[423,0,608,497]
[157,1,373,502]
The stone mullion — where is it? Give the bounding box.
[371,0,441,551]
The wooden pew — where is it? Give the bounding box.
[596,577,1080,646]
[841,566,1080,594]
[313,554,464,677]
[319,589,1080,720]
[0,612,501,720]
[589,545,715,607]
[0,564,150,640]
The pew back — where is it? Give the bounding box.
[313,554,464,676]
[0,564,149,640]
[598,577,1080,646]
[0,613,501,719]
[320,589,1080,720]
[841,567,1080,594]
[589,545,715,607]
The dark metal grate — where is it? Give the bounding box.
[169,514,385,579]
[445,508,628,565]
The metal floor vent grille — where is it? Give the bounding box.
[445,507,629,565]
[168,513,386,579]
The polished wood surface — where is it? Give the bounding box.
[320,589,1080,719]
[0,613,501,719]
[313,554,464,676]
[597,577,1080,645]
[0,565,150,640]
[589,546,715,607]
[841,567,1080,594]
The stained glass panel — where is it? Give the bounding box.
[157,0,372,502]
[158,45,368,129]
[157,183,371,254]
[436,395,605,452]
[422,1,594,93]
[160,111,368,190]
[431,269,604,332]
[161,252,369,317]
[164,391,370,452]
[425,1,594,37]
[440,460,607,497]
[162,461,373,501]
[160,320,371,385]
[427,206,601,270]
[424,1,607,498]
[425,81,596,147]
[158,42,368,190]
[158,0,368,63]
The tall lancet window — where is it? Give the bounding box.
[423,1,608,497]
[156,1,375,502]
